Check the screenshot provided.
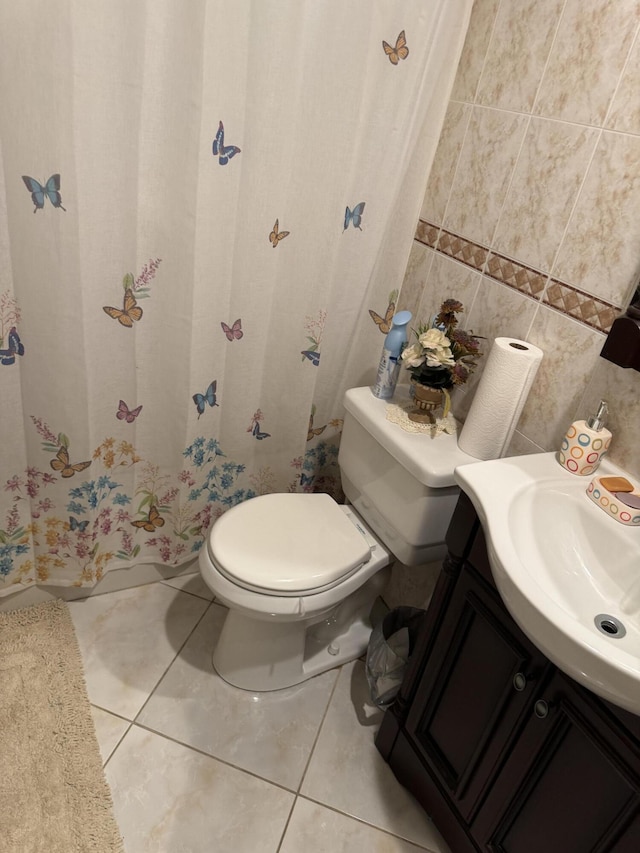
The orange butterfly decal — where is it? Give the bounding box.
[369,294,397,334]
[269,219,290,248]
[131,505,165,533]
[103,289,143,327]
[307,406,327,441]
[50,446,91,479]
[382,30,409,65]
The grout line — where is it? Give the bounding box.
[436,100,473,235]
[601,18,640,130]
[159,576,214,603]
[529,0,568,117]
[485,111,532,260]
[544,126,602,293]
[91,703,134,770]
[275,796,298,853]
[470,0,503,106]
[295,663,342,795]
[294,793,440,852]
[130,598,214,726]
[120,717,301,796]
[99,596,215,769]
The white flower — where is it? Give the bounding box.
[411,327,455,368]
[418,328,450,349]
[425,346,455,368]
[401,343,425,368]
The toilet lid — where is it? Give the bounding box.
[207,493,371,594]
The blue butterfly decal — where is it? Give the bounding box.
[301,349,320,366]
[252,421,271,440]
[193,380,218,418]
[212,121,241,165]
[300,472,315,489]
[0,327,24,366]
[343,202,365,231]
[69,516,89,533]
[22,174,66,212]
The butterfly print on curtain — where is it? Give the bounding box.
[102,259,162,327]
[21,174,66,212]
[369,289,398,334]
[221,319,243,340]
[382,30,409,65]
[269,219,289,247]
[212,120,241,165]
[193,381,218,418]
[343,202,365,231]
[247,409,271,440]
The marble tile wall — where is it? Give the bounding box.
[400,0,640,478]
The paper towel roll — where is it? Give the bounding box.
[458,337,543,460]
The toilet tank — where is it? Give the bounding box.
[338,386,479,566]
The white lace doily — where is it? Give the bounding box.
[385,399,458,437]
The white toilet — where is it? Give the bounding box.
[199,386,476,691]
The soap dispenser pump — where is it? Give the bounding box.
[558,400,612,476]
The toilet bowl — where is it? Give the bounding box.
[199,493,391,691]
[199,386,478,692]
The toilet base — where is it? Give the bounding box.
[212,566,391,691]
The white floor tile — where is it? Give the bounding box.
[138,604,338,790]
[106,724,294,853]
[280,798,430,852]
[301,661,449,851]
[90,705,130,765]
[69,583,209,719]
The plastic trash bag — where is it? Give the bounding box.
[365,606,427,708]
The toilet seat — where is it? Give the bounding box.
[207,493,371,596]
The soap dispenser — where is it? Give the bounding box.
[558,400,612,476]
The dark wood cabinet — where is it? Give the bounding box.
[376,492,640,853]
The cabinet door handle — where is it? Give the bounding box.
[512,672,528,692]
[534,699,550,719]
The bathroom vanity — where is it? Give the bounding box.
[376,491,640,852]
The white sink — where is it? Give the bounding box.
[455,452,640,715]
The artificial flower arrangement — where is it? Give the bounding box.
[401,298,483,416]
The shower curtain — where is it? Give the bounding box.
[0,0,471,597]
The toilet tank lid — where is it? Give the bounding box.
[208,493,371,593]
[343,386,479,488]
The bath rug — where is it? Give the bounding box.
[0,599,124,852]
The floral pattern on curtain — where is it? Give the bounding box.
[0,0,471,596]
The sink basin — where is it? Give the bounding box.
[455,452,640,715]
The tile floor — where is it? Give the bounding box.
[67,571,451,853]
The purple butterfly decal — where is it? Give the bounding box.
[300,472,315,491]
[252,421,271,440]
[221,319,243,341]
[301,349,320,366]
[116,400,143,423]
[0,327,24,365]
[212,121,241,165]
[247,409,270,440]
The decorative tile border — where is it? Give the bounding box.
[414,219,620,334]
[543,279,618,333]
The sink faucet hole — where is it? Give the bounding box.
[594,614,626,639]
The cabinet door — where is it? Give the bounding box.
[476,671,640,853]
[405,565,548,823]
